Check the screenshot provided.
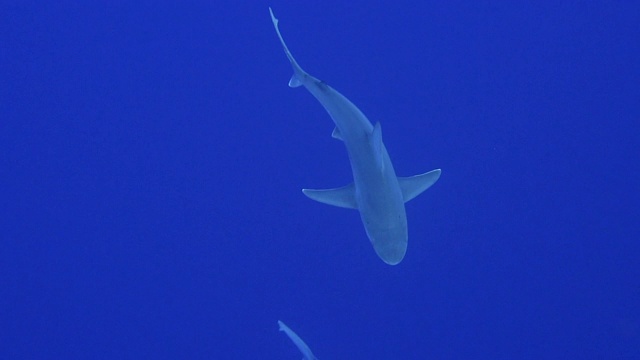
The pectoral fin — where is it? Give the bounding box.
[302,183,358,209]
[398,169,442,202]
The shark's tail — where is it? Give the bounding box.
[269,7,306,88]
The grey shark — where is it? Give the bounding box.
[278,320,318,360]
[269,8,441,265]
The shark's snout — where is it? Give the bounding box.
[368,225,408,265]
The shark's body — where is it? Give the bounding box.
[278,320,318,360]
[269,8,441,265]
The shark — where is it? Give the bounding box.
[269,8,441,265]
[278,320,318,360]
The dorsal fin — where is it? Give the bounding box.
[371,122,384,171]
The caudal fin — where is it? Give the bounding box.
[269,7,307,87]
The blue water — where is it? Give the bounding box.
[2,2,639,359]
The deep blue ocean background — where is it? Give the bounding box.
[2,2,639,359]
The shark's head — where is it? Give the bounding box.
[364,219,408,265]
[357,189,409,265]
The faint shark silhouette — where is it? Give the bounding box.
[278,320,318,360]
